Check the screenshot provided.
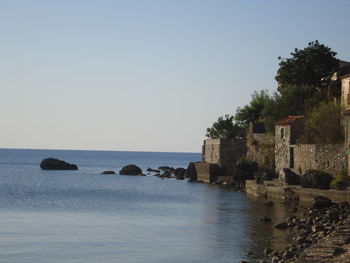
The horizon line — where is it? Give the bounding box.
[0,147,201,154]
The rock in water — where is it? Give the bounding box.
[313,196,333,209]
[274,222,289,229]
[174,167,186,180]
[185,162,197,181]
[146,167,160,173]
[40,158,78,170]
[101,171,116,174]
[119,164,143,175]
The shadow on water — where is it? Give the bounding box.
[196,184,299,262]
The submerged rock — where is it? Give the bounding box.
[260,216,272,222]
[274,222,289,230]
[159,171,171,178]
[101,171,116,174]
[146,167,160,173]
[265,201,274,207]
[119,164,143,175]
[40,158,78,170]
[313,196,333,209]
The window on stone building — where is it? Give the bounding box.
[281,128,284,139]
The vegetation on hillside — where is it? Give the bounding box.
[300,102,344,144]
[206,40,342,144]
[205,115,243,139]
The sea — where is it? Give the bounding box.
[0,148,293,263]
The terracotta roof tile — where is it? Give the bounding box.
[275,115,304,125]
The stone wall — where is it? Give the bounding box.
[194,162,213,183]
[315,144,345,175]
[292,144,316,175]
[203,138,247,176]
[246,133,275,169]
[275,125,292,172]
[341,76,350,109]
[292,144,345,176]
[246,180,350,202]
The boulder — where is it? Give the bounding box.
[274,222,289,230]
[301,169,333,190]
[174,167,186,180]
[279,168,300,185]
[185,162,197,181]
[313,196,334,209]
[119,164,143,175]
[101,171,116,174]
[40,158,78,170]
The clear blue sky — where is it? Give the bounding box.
[1,0,349,152]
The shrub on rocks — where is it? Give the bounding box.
[330,169,350,191]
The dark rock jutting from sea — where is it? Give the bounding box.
[119,164,144,176]
[40,158,78,170]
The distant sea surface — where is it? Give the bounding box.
[0,148,291,263]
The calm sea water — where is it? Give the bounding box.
[0,149,292,263]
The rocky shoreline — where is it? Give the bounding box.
[262,196,350,263]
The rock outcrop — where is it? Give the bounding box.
[185,162,197,181]
[119,164,143,175]
[40,158,78,170]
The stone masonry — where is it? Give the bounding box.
[202,138,247,177]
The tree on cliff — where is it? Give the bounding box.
[262,40,339,132]
[234,90,270,127]
[276,40,338,91]
[206,115,243,139]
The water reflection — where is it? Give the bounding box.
[198,185,296,262]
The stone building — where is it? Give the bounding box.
[246,122,274,169]
[275,115,345,176]
[275,116,305,173]
[339,62,350,174]
[198,138,247,183]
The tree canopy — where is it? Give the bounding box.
[261,40,338,132]
[206,115,243,139]
[205,40,341,137]
[234,90,270,127]
[276,40,338,91]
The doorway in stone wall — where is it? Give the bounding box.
[289,147,294,169]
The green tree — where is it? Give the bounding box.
[262,85,327,132]
[301,102,344,144]
[206,115,243,139]
[262,40,338,133]
[234,90,270,127]
[276,40,338,91]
